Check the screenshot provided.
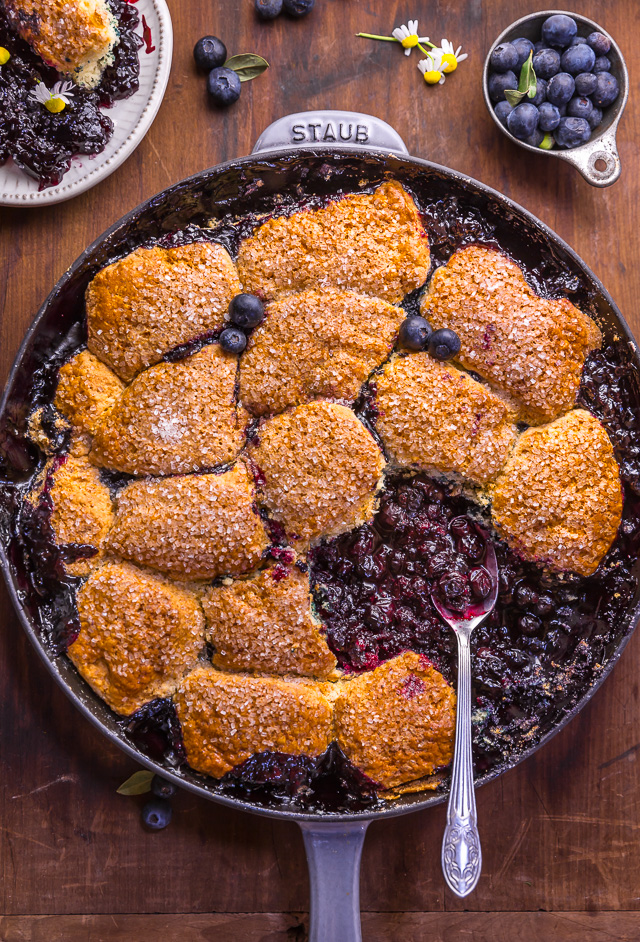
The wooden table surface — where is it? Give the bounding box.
[1,1,639,939]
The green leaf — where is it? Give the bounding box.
[517,51,537,99]
[539,133,555,150]
[504,88,526,107]
[117,770,154,795]
[224,54,269,83]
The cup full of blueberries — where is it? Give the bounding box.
[483,11,628,187]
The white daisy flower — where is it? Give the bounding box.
[392,20,430,55]
[29,80,74,113]
[418,53,445,85]
[434,38,468,73]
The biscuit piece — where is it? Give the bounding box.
[54,349,125,438]
[202,563,337,678]
[86,242,241,382]
[91,344,247,476]
[375,353,517,486]
[249,401,385,544]
[237,181,430,304]
[240,289,405,416]
[106,464,269,580]
[422,245,602,424]
[334,651,456,789]
[4,0,118,87]
[491,409,622,576]
[175,665,334,778]
[69,562,204,716]
[45,455,114,576]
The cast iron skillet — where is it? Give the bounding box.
[1,112,640,941]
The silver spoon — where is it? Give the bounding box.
[431,532,499,898]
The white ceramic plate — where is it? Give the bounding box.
[0,0,173,206]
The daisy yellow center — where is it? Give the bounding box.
[0,46,10,65]
[45,96,66,113]
[423,69,442,84]
[401,34,419,49]
[440,52,457,73]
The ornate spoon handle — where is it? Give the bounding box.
[441,630,482,897]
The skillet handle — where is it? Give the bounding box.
[299,820,370,942]
[252,110,408,155]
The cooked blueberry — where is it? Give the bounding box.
[574,71,597,96]
[554,116,591,148]
[151,775,178,799]
[494,100,513,127]
[399,315,432,351]
[532,47,561,80]
[141,798,172,830]
[511,37,535,68]
[506,102,539,141]
[490,42,519,73]
[531,77,547,106]
[219,327,247,353]
[592,72,619,107]
[488,70,518,102]
[427,328,461,361]
[567,96,593,121]
[283,0,314,15]
[587,105,603,130]
[560,43,596,76]
[193,36,227,71]
[207,66,241,105]
[518,613,542,636]
[593,56,611,73]
[541,14,578,48]
[255,0,283,17]
[538,101,561,131]
[587,31,611,56]
[546,72,575,106]
[470,567,492,600]
[524,127,545,147]
[229,293,265,329]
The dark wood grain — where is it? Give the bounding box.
[1,0,640,937]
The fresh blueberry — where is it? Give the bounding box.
[557,103,568,117]
[538,101,561,131]
[587,105,603,130]
[255,0,283,17]
[567,96,593,122]
[524,127,545,147]
[507,102,539,140]
[541,14,578,48]
[193,36,227,72]
[560,43,596,75]
[569,35,585,46]
[586,31,611,56]
[141,798,172,830]
[399,316,432,351]
[229,293,265,329]
[490,42,519,73]
[530,77,547,106]
[511,37,535,68]
[574,71,597,96]
[592,72,619,107]
[593,56,611,73]
[533,40,545,53]
[219,327,247,353]
[494,100,513,127]
[283,0,314,15]
[488,70,518,102]
[428,328,461,361]
[151,775,178,799]
[546,72,575,106]
[532,47,561,80]
[207,67,241,105]
[554,116,591,148]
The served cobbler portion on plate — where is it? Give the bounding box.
[19,179,640,808]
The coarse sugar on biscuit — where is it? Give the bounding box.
[174,665,334,779]
[491,409,622,576]
[90,343,247,476]
[240,289,405,416]
[422,245,602,424]
[86,241,241,382]
[237,181,430,304]
[69,562,205,716]
[249,400,385,544]
[106,463,269,580]
[202,562,337,678]
[375,353,518,486]
[54,349,125,438]
[334,651,456,789]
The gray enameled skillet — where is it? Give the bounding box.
[1,112,639,942]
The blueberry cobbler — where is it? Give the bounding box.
[9,179,640,810]
[0,0,142,188]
